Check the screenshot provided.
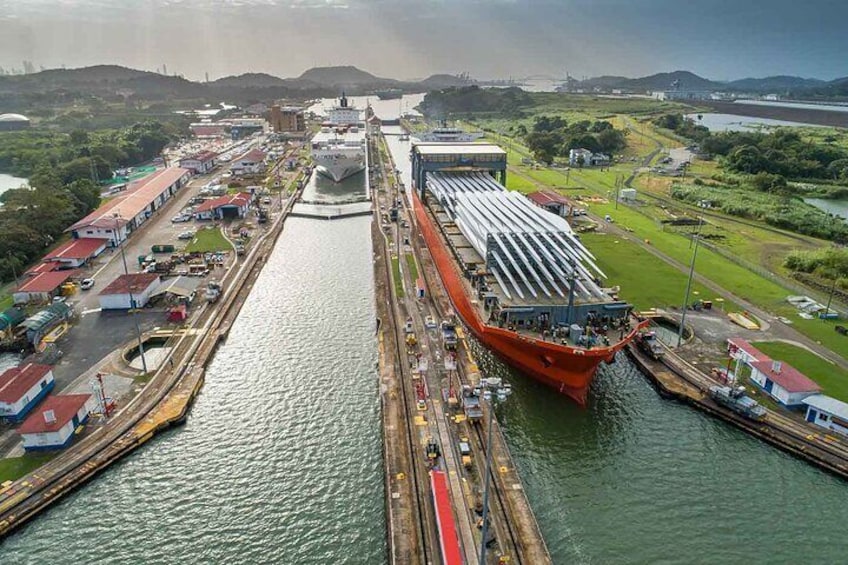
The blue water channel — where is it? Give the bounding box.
[2,208,386,562]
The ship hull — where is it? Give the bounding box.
[313,154,365,183]
[412,189,642,405]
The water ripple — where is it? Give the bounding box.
[1,217,386,564]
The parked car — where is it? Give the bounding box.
[79,278,95,290]
[172,214,190,223]
[178,231,195,240]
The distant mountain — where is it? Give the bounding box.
[579,75,630,89]
[297,65,391,87]
[798,76,848,99]
[418,74,473,89]
[727,75,826,92]
[210,72,287,88]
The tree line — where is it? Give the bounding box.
[0,120,179,283]
[655,113,848,182]
[522,115,628,165]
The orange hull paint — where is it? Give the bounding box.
[413,190,642,406]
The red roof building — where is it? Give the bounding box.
[195,192,253,220]
[25,261,62,276]
[230,149,267,176]
[179,150,219,174]
[44,238,108,267]
[526,190,573,216]
[727,338,771,364]
[98,273,161,310]
[19,393,96,451]
[0,364,55,422]
[13,270,78,304]
[749,359,821,408]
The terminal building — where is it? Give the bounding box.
[68,167,191,245]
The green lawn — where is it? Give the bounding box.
[391,256,404,298]
[491,135,846,356]
[405,253,419,282]
[185,227,232,253]
[752,341,848,403]
[581,233,732,311]
[0,453,55,483]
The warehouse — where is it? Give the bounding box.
[43,238,108,268]
[18,394,97,451]
[68,167,191,244]
[0,364,55,423]
[98,273,161,310]
[13,270,78,304]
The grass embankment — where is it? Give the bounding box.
[752,341,848,402]
[581,233,732,311]
[0,453,55,483]
[391,256,404,298]
[185,227,232,253]
[490,134,848,356]
[405,253,419,281]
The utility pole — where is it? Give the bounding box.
[678,221,702,347]
[115,214,148,373]
[823,273,838,321]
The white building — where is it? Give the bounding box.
[19,393,97,451]
[803,395,848,437]
[179,151,219,175]
[194,192,253,221]
[749,360,821,408]
[0,364,55,423]
[98,273,161,310]
[68,167,191,245]
[568,148,610,167]
[229,148,267,176]
[43,238,108,268]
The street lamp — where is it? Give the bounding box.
[478,376,512,565]
[114,213,148,374]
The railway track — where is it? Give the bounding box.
[372,141,433,564]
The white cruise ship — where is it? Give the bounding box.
[311,94,367,182]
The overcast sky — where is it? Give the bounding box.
[0,0,845,81]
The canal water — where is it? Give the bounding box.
[384,124,848,564]
[804,197,848,222]
[0,173,28,198]
[685,113,823,132]
[2,211,386,561]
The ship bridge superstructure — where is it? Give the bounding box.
[425,171,606,303]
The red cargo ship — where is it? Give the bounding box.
[411,167,645,405]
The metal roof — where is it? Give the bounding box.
[426,171,606,301]
[414,143,506,156]
[151,276,201,299]
[803,394,848,419]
